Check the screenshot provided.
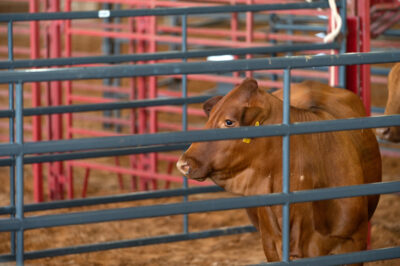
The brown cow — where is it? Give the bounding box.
[176,78,382,264]
[376,62,400,142]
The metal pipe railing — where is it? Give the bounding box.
[1,181,399,232]
[0,51,398,84]
[0,1,336,23]
[0,43,339,69]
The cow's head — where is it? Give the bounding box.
[376,63,400,143]
[176,78,274,186]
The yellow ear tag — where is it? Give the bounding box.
[242,121,260,144]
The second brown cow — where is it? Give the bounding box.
[176,78,382,264]
[376,62,400,142]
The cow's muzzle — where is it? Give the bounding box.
[176,155,208,181]
[176,159,190,176]
[376,126,400,143]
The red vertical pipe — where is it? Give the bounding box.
[245,0,253,78]
[358,0,371,115]
[44,0,53,200]
[149,2,158,190]
[114,157,124,190]
[30,0,43,203]
[230,0,239,79]
[65,0,74,199]
[47,0,64,200]
[128,16,138,191]
[137,16,148,191]
[81,168,90,198]
[346,17,359,95]
[358,0,372,249]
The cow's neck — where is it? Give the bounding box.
[214,160,279,196]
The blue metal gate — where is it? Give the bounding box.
[1,1,400,265]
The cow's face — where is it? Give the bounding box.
[176,78,269,183]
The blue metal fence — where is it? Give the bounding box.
[1,1,400,265]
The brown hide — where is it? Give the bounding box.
[376,63,400,142]
[176,78,382,262]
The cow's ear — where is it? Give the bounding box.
[203,95,223,117]
[241,106,263,126]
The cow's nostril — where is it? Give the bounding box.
[377,127,390,139]
[176,160,190,175]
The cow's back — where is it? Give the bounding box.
[273,81,381,219]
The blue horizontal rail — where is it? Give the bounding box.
[0,144,190,167]
[0,225,257,262]
[0,1,334,22]
[0,95,213,117]
[0,43,339,70]
[1,51,399,84]
[1,114,399,157]
[0,185,223,215]
[0,51,400,83]
[0,181,398,232]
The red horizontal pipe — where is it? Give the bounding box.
[153,106,206,116]
[71,0,329,16]
[169,74,284,88]
[0,46,49,58]
[69,27,322,49]
[380,149,400,158]
[158,153,180,163]
[0,121,33,131]
[371,2,400,13]
[69,127,128,137]
[68,160,213,186]
[73,114,131,126]
[0,25,30,35]
[371,75,388,84]
[69,94,118,104]
[72,82,131,95]
[371,40,400,48]
[0,135,33,142]
[260,69,331,79]
[158,89,200,98]
[71,0,217,7]
[68,28,259,48]
[158,122,204,131]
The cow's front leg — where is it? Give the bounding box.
[257,207,282,261]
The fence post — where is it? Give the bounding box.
[8,20,16,257]
[282,68,291,262]
[182,13,189,235]
[15,81,25,265]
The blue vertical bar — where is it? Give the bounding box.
[15,81,24,265]
[8,20,16,257]
[102,3,113,129]
[282,68,291,262]
[182,14,189,234]
[338,0,347,88]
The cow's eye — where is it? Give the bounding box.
[225,120,234,127]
